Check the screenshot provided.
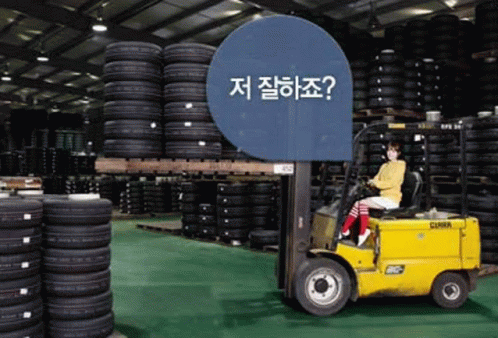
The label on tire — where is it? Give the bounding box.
[20,288,28,295]
[23,311,31,318]
[24,214,31,220]
[21,262,29,269]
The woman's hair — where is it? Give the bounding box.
[387,142,402,154]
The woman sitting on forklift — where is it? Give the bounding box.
[339,142,406,246]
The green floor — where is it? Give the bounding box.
[111,217,498,338]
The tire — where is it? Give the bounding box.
[369,64,403,75]
[104,101,162,122]
[482,239,498,250]
[198,225,217,237]
[180,203,197,213]
[217,183,249,195]
[198,203,215,214]
[253,216,276,227]
[164,141,222,159]
[294,258,351,316]
[104,81,162,102]
[217,206,252,218]
[104,120,162,141]
[218,227,249,239]
[253,183,275,194]
[46,311,114,338]
[0,275,41,307]
[0,199,42,229]
[182,223,199,236]
[163,43,216,64]
[164,102,211,122]
[216,195,250,206]
[481,225,498,238]
[253,205,275,216]
[105,41,162,64]
[368,97,403,108]
[46,290,113,320]
[182,214,198,224]
[43,199,112,226]
[217,217,251,228]
[0,251,41,281]
[164,122,221,142]
[0,297,43,333]
[198,215,216,225]
[2,321,43,338]
[43,269,111,297]
[368,86,402,96]
[251,194,275,205]
[481,251,498,264]
[43,247,111,274]
[163,83,206,102]
[164,63,209,83]
[103,61,161,83]
[0,227,41,254]
[249,229,279,246]
[43,223,112,249]
[431,272,468,309]
[368,76,404,86]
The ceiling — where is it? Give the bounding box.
[0,0,480,114]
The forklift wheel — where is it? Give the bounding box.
[431,272,469,309]
[294,258,351,316]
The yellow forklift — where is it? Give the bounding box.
[277,121,481,316]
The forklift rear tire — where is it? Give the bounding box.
[431,272,468,309]
[294,258,351,316]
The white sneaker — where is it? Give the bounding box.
[338,229,350,240]
[357,229,371,247]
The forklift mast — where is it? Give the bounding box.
[278,121,470,298]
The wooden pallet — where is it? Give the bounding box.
[472,49,498,60]
[354,108,424,121]
[136,220,182,234]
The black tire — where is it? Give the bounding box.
[164,122,221,142]
[481,251,498,264]
[217,183,249,195]
[369,64,403,75]
[43,223,112,249]
[253,205,275,216]
[0,227,41,254]
[43,269,111,297]
[218,227,249,239]
[217,217,251,228]
[46,290,113,320]
[43,247,111,274]
[368,97,403,108]
[164,141,222,159]
[164,63,209,83]
[103,137,157,157]
[104,101,162,122]
[105,41,162,64]
[46,311,114,338]
[217,206,252,218]
[0,297,43,333]
[163,43,216,64]
[182,213,198,224]
[2,321,43,338]
[0,199,42,229]
[431,272,468,309]
[368,76,404,86]
[251,194,275,205]
[198,215,216,225]
[249,229,279,246]
[182,223,199,236]
[294,258,351,316]
[253,216,276,227]
[369,86,402,96]
[103,61,161,83]
[163,83,206,102]
[180,203,197,213]
[216,195,250,206]
[104,120,162,141]
[0,251,41,281]
[104,81,162,102]
[482,239,498,250]
[481,225,498,238]
[43,199,112,226]
[253,183,275,194]
[198,225,217,237]
[198,203,215,214]
[164,102,211,122]
[0,275,41,306]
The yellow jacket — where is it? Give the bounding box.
[371,160,406,204]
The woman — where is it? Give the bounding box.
[339,142,406,246]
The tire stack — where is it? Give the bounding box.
[162,43,222,159]
[249,182,279,249]
[421,58,443,113]
[384,25,405,55]
[440,64,473,118]
[402,59,424,112]
[476,57,498,114]
[121,181,144,215]
[368,49,405,110]
[180,182,200,237]
[403,19,430,60]
[429,14,460,61]
[351,60,369,112]
[458,21,477,62]
[89,178,113,202]
[198,202,217,239]
[103,42,163,158]
[42,196,113,338]
[0,198,43,337]
[171,182,181,212]
[217,183,252,245]
[476,0,498,53]
[144,181,172,215]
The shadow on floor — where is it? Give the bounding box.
[114,323,151,338]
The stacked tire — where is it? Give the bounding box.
[249,182,279,248]
[429,14,460,61]
[104,42,163,158]
[368,49,404,109]
[351,60,369,111]
[162,43,222,159]
[402,59,424,112]
[180,182,200,237]
[144,181,172,214]
[476,57,498,114]
[421,58,443,112]
[384,25,405,55]
[476,0,498,52]
[42,196,113,338]
[217,183,251,244]
[0,198,43,337]
[403,19,430,59]
[198,201,217,239]
[121,181,144,215]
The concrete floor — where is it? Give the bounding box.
[111,217,498,338]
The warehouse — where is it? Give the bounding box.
[0,0,497,337]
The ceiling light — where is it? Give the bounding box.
[50,106,60,112]
[92,4,108,32]
[1,75,11,81]
[368,0,381,30]
[92,23,107,32]
[252,13,263,20]
[37,55,49,62]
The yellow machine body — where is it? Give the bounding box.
[309,211,480,299]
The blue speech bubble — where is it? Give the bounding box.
[207,15,353,161]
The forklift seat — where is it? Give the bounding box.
[370,171,423,218]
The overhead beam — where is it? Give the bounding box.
[5,75,96,97]
[111,0,164,24]
[78,0,105,13]
[313,0,358,14]
[241,0,309,13]
[343,0,437,23]
[163,7,262,45]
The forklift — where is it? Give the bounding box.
[277,121,481,316]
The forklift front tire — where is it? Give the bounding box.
[431,272,469,309]
[294,258,351,316]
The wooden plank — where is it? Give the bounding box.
[0,176,42,190]
[472,49,498,60]
[136,220,182,234]
[96,158,292,175]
